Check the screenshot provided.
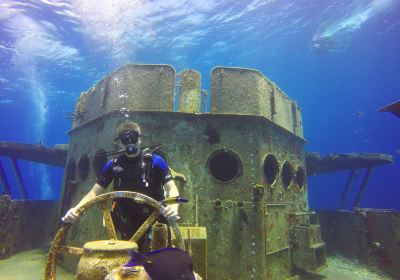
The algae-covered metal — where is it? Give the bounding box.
[76,240,138,280]
[59,64,324,279]
[318,209,400,278]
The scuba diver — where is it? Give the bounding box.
[61,121,180,248]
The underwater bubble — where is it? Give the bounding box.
[119,107,130,118]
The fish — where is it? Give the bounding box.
[354,110,364,117]
[124,248,196,280]
[395,149,400,155]
[162,196,189,205]
[378,100,400,119]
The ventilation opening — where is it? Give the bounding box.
[78,154,90,180]
[263,154,279,185]
[281,161,294,188]
[295,166,306,189]
[207,149,242,183]
[93,149,108,178]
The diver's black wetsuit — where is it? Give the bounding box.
[97,152,173,241]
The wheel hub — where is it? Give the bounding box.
[76,240,138,280]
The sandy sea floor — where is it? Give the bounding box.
[298,254,394,280]
[0,249,395,280]
[0,249,74,280]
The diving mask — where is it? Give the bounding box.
[117,130,141,145]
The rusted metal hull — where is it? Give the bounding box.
[3,64,397,279]
[318,209,400,279]
[0,195,58,259]
[58,64,313,279]
[0,142,67,167]
[305,152,393,176]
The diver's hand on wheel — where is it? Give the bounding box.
[194,272,203,280]
[61,207,79,223]
[162,205,180,222]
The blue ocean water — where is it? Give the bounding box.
[0,0,399,209]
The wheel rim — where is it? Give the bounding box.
[44,191,184,280]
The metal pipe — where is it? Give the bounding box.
[0,160,11,195]
[195,194,199,227]
[187,228,193,256]
[352,168,373,209]
[10,158,28,199]
[338,170,356,209]
[237,201,249,225]
[151,222,168,250]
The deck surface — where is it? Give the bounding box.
[0,249,394,280]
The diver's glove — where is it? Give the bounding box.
[161,205,180,222]
[61,207,79,223]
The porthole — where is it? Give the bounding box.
[263,154,279,185]
[281,161,294,188]
[207,148,242,183]
[295,166,306,189]
[61,159,78,217]
[93,149,108,178]
[78,154,90,180]
[65,159,76,181]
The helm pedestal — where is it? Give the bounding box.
[76,240,138,280]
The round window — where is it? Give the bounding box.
[207,149,242,183]
[65,159,76,181]
[295,166,306,189]
[263,154,279,185]
[78,154,90,180]
[93,149,108,178]
[281,161,294,188]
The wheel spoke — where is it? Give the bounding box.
[59,246,84,256]
[129,211,160,243]
[45,223,70,280]
[98,201,118,240]
[45,191,184,280]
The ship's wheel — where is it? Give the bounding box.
[44,191,184,280]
